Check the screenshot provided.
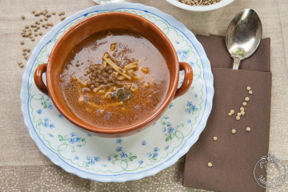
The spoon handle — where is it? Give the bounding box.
[232,57,241,70]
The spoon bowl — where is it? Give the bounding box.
[225,9,262,70]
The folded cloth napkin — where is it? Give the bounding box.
[183,35,271,192]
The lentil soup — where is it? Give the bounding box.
[60,30,170,128]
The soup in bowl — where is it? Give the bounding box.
[34,12,193,136]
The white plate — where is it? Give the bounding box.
[21,3,214,182]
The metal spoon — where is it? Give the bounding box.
[225,9,262,70]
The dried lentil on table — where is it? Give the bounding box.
[18,9,67,68]
[208,162,213,168]
[246,126,251,132]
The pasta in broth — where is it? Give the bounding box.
[60,30,170,128]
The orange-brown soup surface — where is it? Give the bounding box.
[60,30,170,128]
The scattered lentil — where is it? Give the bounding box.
[208,162,213,168]
[236,116,240,121]
[248,90,253,95]
[58,11,65,16]
[19,9,68,68]
[246,86,251,91]
[240,111,245,116]
[246,126,251,132]
[232,129,237,134]
[245,97,250,101]
[242,101,247,106]
[240,107,244,111]
[213,136,218,141]
[229,109,235,114]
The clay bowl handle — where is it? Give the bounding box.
[174,62,193,99]
[34,64,49,95]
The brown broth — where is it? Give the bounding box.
[60,30,170,128]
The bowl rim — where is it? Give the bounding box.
[166,0,234,12]
[46,12,180,135]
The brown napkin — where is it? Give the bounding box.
[183,35,271,192]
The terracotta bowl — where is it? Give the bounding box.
[34,12,193,137]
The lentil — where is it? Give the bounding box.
[213,136,218,141]
[179,0,221,6]
[58,11,65,16]
[232,129,237,134]
[208,162,213,168]
[246,126,251,132]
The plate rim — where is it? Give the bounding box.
[20,2,214,182]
